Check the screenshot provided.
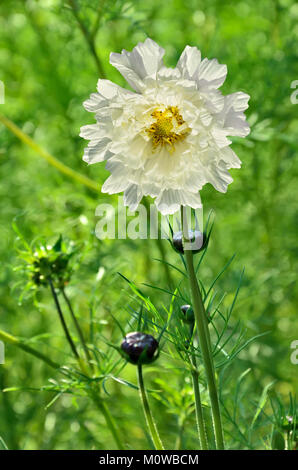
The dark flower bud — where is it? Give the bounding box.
[121,332,159,365]
[180,304,195,324]
[181,304,212,325]
[172,230,206,254]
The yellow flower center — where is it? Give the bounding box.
[146,106,189,152]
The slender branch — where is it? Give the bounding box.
[156,237,173,289]
[0,436,8,450]
[190,353,208,449]
[137,363,164,450]
[0,114,100,193]
[91,0,107,39]
[61,287,93,369]
[181,206,225,450]
[143,196,173,289]
[68,0,106,78]
[90,389,125,450]
[0,328,60,369]
[49,279,80,360]
[175,417,185,450]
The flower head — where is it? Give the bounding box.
[21,235,78,291]
[81,38,250,215]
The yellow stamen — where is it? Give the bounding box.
[146,106,189,153]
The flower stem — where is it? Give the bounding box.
[143,196,173,289]
[61,287,93,370]
[0,114,100,193]
[89,388,125,450]
[68,0,106,78]
[190,353,209,449]
[0,328,60,369]
[175,417,185,450]
[49,279,80,361]
[156,236,173,289]
[181,206,225,450]
[137,363,164,450]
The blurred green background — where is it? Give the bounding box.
[0,0,297,450]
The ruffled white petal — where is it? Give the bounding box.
[83,80,134,113]
[197,58,227,89]
[97,79,134,99]
[177,45,202,80]
[83,93,107,112]
[123,184,143,212]
[83,138,111,164]
[80,123,102,140]
[219,147,242,169]
[155,189,202,215]
[101,168,130,193]
[211,127,231,148]
[110,38,165,92]
[157,66,181,81]
[202,156,234,193]
[218,92,250,136]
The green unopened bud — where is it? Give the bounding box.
[121,332,159,365]
[28,237,75,289]
[180,304,195,324]
[172,230,206,254]
[281,415,295,432]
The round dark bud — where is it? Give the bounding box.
[172,230,206,254]
[121,332,159,365]
[180,304,195,324]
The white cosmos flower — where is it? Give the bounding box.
[80,38,250,215]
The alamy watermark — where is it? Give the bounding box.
[0,341,4,364]
[290,340,298,365]
[290,80,298,104]
[0,80,4,104]
[95,197,205,250]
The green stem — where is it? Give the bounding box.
[190,353,208,449]
[68,0,106,78]
[0,114,100,193]
[175,417,184,450]
[181,207,225,450]
[137,363,164,450]
[143,197,173,289]
[49,279,80,361]
[61,287,93,369]
[89,389,125,450]
[156,237,173,289]
[0,328,60,369]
